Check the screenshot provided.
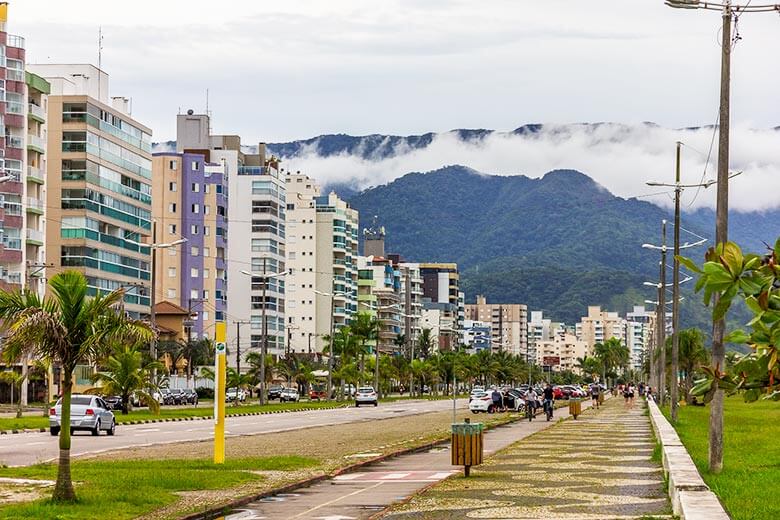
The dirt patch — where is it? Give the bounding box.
[0,480,53,506]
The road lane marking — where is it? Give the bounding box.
[429,471,457,479]
[333,474,361,480]
[291,481,383,519]
[380,473,410,480]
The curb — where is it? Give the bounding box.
[181,414,526,520]
[0,404,349,434]
[646,398,730,520]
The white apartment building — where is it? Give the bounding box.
[536,333,591,374]
[576,306,626,348]
[397,262,424,345]
[626,305,658,371]
[284,174,358,353]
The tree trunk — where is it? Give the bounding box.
[122,393,129,415]
[53,373,76,501]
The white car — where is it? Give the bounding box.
[468,391,495,414]
[355,386,378,407]
[469,386,486,402]
[226,388,247,402]
[280,388,300,402]
[50,394,116,436]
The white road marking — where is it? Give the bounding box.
[333,473,362,480]
[380,473,410,480]
[292,482,383,519]
[24,442,47,446]
[429,471,456,479]
[136,428,160,433]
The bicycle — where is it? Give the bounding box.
[525,400,535,421]
[543,398,554,421]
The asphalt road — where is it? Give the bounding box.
[0,399,462,467]
[225,401,595,520]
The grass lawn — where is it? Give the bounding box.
[0,400,345,432]
[667,396,780,520]
[0,455,316,519]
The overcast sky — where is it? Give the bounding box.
[12,0,780,143]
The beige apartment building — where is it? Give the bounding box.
[30,64,153,319]
[465,295,528,356]
[576,305,626,348]
[284,174,358,353]
[536,333,591,374]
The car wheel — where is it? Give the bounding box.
[488,405,495,414]
[92,420,101,436]
[50,426,60,436]
[355,403,359,408]
[107,420,116,436]
[373,402,377,407]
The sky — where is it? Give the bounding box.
[11,0,780,210]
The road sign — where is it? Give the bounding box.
[216,341,226,354]
[542,356,560,366]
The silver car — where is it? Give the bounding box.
[49,394,116,436]
[355,386,378,407]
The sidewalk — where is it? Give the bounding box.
[385,397,672,520]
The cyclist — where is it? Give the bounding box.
[542,383,555,420]
[525,387,538,421]
[590,383,601,409]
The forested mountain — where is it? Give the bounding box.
[343,165,779,330]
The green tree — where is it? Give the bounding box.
[350,312,378,386]
[416,328,434,359]
[662,328,708,404]
[90,342,163,414]
[0,271,153,501]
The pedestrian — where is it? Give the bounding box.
[638,382,645,397]
[590,383,601,409]
[628,382,636,407]
[623,384,630,405]
[491,387,502,413]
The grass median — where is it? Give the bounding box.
[0,407,521,519]
[0,400,347,432]
[665,395,780,520]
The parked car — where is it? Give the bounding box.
[551,386,565,400]
[131,390,162,408]
[268,385,284,400]
[309,387,327,400]
[342,384,356,398]
[355,386,378,407]
[50,394,116,436]
[469,388,485,402]
[103,395,123,411]
[468,391,495,413]
[169,388,187,405]
[226,388,247,402]
[280,388,300,402]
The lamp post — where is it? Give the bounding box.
[240,267,287,405]
[126,231,187,377]
[315,289,348,401]
[666,0,779,474]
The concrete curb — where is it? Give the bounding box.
[180,414,526,520]
[0,404,349,434]
[646,398,730,520]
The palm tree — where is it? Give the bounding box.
[0,270,153,501]
[594,337,629,385]
[90,342,163,414]
[350,312,378,386]
[246,351,276,391]
[664,328,708,403]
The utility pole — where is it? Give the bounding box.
[403,267,413,395]
[259,257,268,405]
[327,290,336,401]
[667,0,779,478]
[150,221,158,379]
[658,220,667,407]
[234,320,250,375]
[671,144,683,422]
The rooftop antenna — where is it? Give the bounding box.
[206,88,212,134]
[98,26,103,70]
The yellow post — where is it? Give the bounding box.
[0,3,8,24]
[213,322,227,464]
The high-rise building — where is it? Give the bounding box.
[29,64,153,317]
[358,255,401,354]
[463,319,492,352]
[576,306,626,348]
[395,261,424,348]
[536,333,591,374]
[176,111,285,363]
[465,295,528,356]
[420,263,460,350]
[625,305,658,371]
[150,152,227,340]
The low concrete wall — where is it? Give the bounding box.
[646,398,730,520]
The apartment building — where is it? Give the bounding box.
[151,152,227,340]
[465,295,528,356]
[358,255,401,354]
[29,64,153,318]
[176,111,285,363]
[420,263,460,350]
[576,305,626,348]
[395,260,424,347]
[625,305,658,371]
[463,319,491,352]
[284,173,359,354]
[535,333,591,374]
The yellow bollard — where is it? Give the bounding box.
[214,322,226,464]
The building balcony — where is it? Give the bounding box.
[25,228,44,246]
[27,103,45,123]
[7,34,25,49]
[25,197,44,214]
[5,135,23,149]
[5,69,24,82]
[26,134,45,153]
[26,166,45,184]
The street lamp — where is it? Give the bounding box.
[314,289,349,401]
[239,268,287,405]
[126,231,187,376]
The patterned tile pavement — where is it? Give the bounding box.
[384,397,673,520]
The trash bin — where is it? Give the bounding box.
[569,398,582,419]
[451,418,484,476]
[598,393,605,405]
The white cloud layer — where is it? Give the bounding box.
[279,123,780,212]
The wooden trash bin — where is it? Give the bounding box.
[451,419,484,476]
[598,393,605,405]
[569,398,582,419]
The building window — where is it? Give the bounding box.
[169,160,177,170]
[192,183,200,192]
[289,252,296,260]
[202,290,209,299]
[202,311,209,321]
[168,224,177,234]
[204,205,210,215]
[167,288,176,298]
[191,224,198,234]
[203,247,210,257]
[191,161,199,171]
[169,203,176,213]
[169,182,177,192]
[287,203,295,210]
[216,184,223,194]
[191,246,199,256]
[190,289,198,300]
[203,226,210,236]
[191,268,199,278]
[192,204,199,214]
[203,268,210,279]
[204,184,210,194]
[167,267,176,278]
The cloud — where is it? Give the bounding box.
[278,123,780,212]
